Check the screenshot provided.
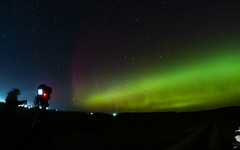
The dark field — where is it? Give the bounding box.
[1,103,240,150]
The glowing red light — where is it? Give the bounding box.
[43,93,47,98]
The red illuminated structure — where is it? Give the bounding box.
[31,84,52,148]
[35,84,52,109]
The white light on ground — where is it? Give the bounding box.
[0,100,5,103]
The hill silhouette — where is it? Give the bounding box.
[0,102,240,150]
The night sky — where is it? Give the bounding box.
[1,0,240,112]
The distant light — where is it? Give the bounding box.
[90,112,93,115]
[112,113,117,117]
[46,107,49,110]
[38,89,43,95]
[0,100,5,103]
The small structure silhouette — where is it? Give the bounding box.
[30,84,52,150]
[5,88,27,148]
[6,88,27,113]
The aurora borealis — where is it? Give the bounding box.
[74,47,240,112]
[1,0,240,112]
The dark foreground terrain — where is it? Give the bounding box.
[1,103,240,150]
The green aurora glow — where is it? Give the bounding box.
[75,47,240,112]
